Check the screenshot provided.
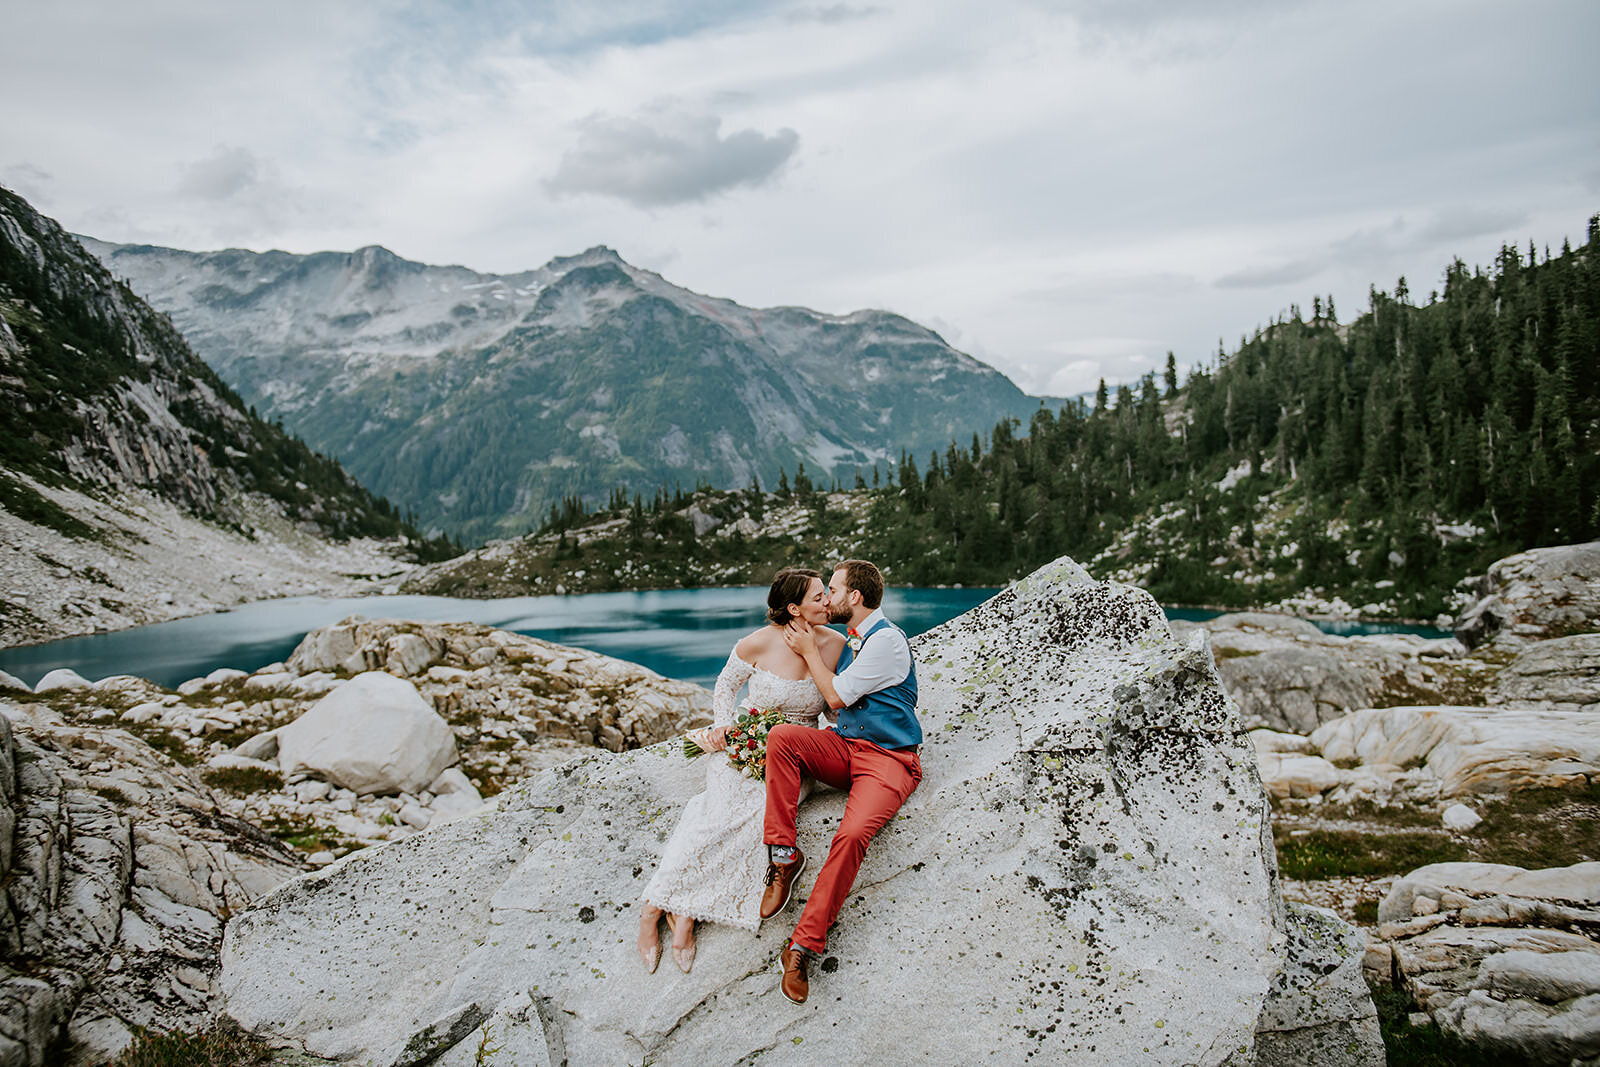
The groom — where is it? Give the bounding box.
[761,558,923,1004]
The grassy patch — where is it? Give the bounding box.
[1274,827,1463,880]
[92,783,133,805]
[201,765,283,794]
[138,729,201,767]
[1469,782,1600,869]
[178,678,300,709]
[109,1021,273,1067]
[1213,646,1261,660]
[258,813,364,856]
[1372,987,1501,1067]
[1274,782,1600,879]
[1376,660,1496,708]
[1324,798,1439,827]
[459,759,506,798]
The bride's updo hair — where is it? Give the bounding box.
[766,567,822,626]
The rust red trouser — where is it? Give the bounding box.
[763,724,922,954]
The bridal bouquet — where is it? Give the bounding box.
[683,707,785,781]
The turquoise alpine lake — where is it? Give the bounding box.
[0,588,1450,692]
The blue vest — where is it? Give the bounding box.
[833,618,922,750]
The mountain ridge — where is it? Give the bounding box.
[0,186,439,646]
[82,235,1055,542]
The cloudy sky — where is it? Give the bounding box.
[3,0,1596,396]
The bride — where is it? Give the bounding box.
[637,567,845,973]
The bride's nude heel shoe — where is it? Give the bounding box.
[665,914,696,974]
[638,912,664,974]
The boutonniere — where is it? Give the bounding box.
[847,629,862,653]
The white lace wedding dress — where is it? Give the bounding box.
[641,651,826,931]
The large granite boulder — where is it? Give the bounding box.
[1454,541,1600,650]
[1307,706,1600,799]
[1255,704,1600,804]
[218,558,1383,1065]
[1488,633,1600,710]
[0,701,304,1066]
[1373,861,1600,1064]
[274,672,457,796]
[1172,613,1473,734]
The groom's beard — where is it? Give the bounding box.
[827,602,852,624]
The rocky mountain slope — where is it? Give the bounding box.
[0,187,435,646]
[80,237,1052,542]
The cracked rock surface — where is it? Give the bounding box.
[218,557,1381,1065]
[1375,861,1600,1065]
[0,702,304,1067]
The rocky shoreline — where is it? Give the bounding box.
[0,618,710,1063]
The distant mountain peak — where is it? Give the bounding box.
[82,235,1051,541]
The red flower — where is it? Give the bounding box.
[746,739,758,749]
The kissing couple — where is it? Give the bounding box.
[636,559,923,1004]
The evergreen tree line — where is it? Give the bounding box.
[552,218,1598,614]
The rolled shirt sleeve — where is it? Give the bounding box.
[833,614,913,708]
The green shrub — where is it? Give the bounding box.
[200,765,283,794]
[110,1022,271,1067]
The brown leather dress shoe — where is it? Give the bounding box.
[759,848,806,920]
[780,941,810,1004]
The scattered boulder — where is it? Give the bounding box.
[1374,861,1600,1064]
[384,631,442,677]
[1441,804,1482,832]
[218,558,1382,1066]
[1488,633,1600,710]
[1454,541,1600,650]
[685,505,722,537]
[1254,706,1600,803]
[203,667,248,687]
[275,672,457,796]
[33,668,91,693]
[282,617,711,756]
[425,767,484,821]
[1254,903,1382,1067]
[0,670,28,692]
[1175,613,1478,733]
[230,729,279,762]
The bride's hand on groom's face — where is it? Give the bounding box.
[783,619,817,657]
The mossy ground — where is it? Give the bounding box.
[1274,781,1600,880]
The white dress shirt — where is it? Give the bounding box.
[832,608,913,708]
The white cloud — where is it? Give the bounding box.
[0,0,1595,395]
[179,146,263,202]
[546,105,799,206]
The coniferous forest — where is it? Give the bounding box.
[450,217,1598,620]
[861,218,1599,611]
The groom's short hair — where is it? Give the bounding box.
[834,559,883,609]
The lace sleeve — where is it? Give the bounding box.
[711,650,755,728]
